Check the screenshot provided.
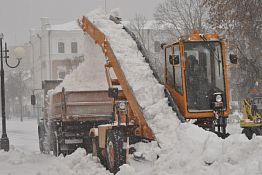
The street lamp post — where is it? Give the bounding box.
[0,33,24,151]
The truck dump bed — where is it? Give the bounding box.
[49,90,113,122]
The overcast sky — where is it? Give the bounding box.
[0,0,162,46]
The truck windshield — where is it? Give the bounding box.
[184,41,226,112]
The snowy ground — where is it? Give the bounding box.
[0,119,111,175]
[0,117,257,175]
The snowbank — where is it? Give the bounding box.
[0,148,111,175]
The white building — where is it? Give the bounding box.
[30,17,87,90]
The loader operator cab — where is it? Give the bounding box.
[184,41,226,112]
[163,31,237,136]
[164,39,228,115]
[252,97,262,115]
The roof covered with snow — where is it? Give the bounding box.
[49,20,81,31]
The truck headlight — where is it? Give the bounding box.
[216,95,222,102]
[117,101,127,111]
[212,92,224,110]
[119,102,126,110]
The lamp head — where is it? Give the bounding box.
[14,47,25,60]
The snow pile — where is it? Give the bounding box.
[129,125,262,175]
[117,164,135,175]
[0,148,111,175]
[45,149,110,175]
[53,35,108,93]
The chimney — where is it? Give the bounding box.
[40,17,50,30]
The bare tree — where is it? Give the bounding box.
[6,70,30,121]
[154,0,209,37]
[205,0,262,97]
[129,14,148,50]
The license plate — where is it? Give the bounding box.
[64,139,83,144]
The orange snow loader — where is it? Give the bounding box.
[79,15,238,173]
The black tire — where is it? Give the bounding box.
[105,129,125,174]
[53,132,61,156]
[242,128,253,140]
[92,137,106,166]
[84,138,93,154]
[38,126,45,153]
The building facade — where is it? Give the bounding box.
[30,17,86,90]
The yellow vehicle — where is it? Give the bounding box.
[79,15,237,173]
[240,94,262,139]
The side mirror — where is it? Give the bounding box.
[161,43,166,49]
[169,55,180,65]
[31,95,36,105]
[108,87,118,98]
[229,54,238,64]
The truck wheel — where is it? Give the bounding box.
[38,126,45,153]
[105,129,125,174]
[53,132,61,156]
[242,128,253,140]
[92,137,106,166]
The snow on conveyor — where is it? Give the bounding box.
[82,9,262,175]
[83,9,181,149]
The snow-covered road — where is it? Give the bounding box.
[0,119,111,175]
[0,117,260,175]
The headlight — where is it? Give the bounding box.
[255,118,261,123]
[118,102,126,110]
[216,95,222,102]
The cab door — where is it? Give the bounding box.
[165,44,186,115]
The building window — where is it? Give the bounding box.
[57,66,66,79]
[71,42,78,53]
[58,42,65,53]
[58,71,66,79]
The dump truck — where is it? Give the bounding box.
[78,13,237,173]
[33,81,113,156]
[240,93,262,139]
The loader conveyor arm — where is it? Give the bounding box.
[78,16,155,140]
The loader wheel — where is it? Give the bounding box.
[105,129,125,174]
[53,132,61,156]
[242,128,253,140]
